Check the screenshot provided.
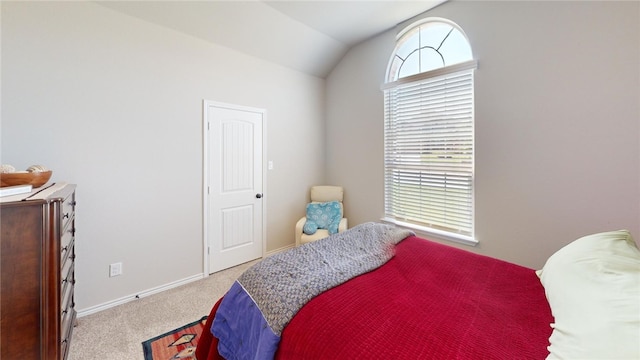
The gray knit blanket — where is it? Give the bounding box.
[237,222,414,335]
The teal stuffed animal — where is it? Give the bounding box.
[303,201,341,235]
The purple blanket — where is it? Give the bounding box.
[211,223,413,359]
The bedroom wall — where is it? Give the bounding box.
[1,2,325,312]
[326,0,640,269]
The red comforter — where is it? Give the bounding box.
[197,235,553,359]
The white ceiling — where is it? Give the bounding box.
[96,0,446,77]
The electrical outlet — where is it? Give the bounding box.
[109,262,122,277]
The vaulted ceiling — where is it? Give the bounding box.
[96,0,446,77]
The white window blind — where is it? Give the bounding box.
[384,68,474,238]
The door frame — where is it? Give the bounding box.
[202,99,267,276]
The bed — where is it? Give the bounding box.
[196,224,640,360]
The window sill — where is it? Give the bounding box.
[380,218,478,247]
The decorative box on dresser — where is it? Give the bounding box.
[1,183,77,360]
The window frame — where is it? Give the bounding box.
[382,19,478,246]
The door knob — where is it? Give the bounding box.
[256,193,263,199]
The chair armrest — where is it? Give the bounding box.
[338,218,348,233]
[295,217,306,246]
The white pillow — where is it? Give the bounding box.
[537,230,640,360]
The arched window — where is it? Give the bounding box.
[382,18,477,244]
[387,19,473,82]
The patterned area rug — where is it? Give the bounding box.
[142,316,208,360]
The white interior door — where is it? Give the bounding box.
[204,100,264,274]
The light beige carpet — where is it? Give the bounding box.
[68,260,258,360]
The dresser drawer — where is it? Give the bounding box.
[61,192,76,227]
[59,188,74,251]
[60,248,76,359]
[61,277,73,318]
[60,264,75,337]
[61,250,74,296]
[60,337,69,360]
[60,295,75,360]
[61,229,74,265]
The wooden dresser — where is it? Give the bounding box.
[1,183,77,360]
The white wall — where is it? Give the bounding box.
[1,2,325,312]
[3,0,638,314]
[326,0,640,269]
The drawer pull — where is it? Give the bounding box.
[63,213,70,219]
[62,246,68,253]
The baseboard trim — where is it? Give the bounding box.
[76,273,204,318]
[77,245,294,318]
[266,243,295,257]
